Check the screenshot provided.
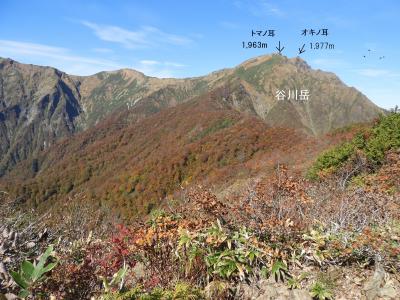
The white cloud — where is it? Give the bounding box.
[0,39,122,75]
[164,62,185,67]
[356,68,399,78]
[0,39,187,78]
[0,40,62,58]
[359,88,399,110]
[139,60,160,66]
[135,60,186,78]
[266,7,283,17]
[81,21,193,49]
[235,0,285,17]
[311,58,348,69]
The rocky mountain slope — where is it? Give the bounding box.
[0,58,81,175]
[0,55,382,175]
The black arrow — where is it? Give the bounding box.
[298,44,306,55]
[275,41,285,54]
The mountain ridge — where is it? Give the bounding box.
[0,54,383,175]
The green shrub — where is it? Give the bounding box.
[270,260,289,282]
[307,142,355,179]
[192,118,235,141]
[11,245,58,298]
[165,282,204,300]
[308,112,400,179]
[101,264,128,293]
[178,221,265,281]
[101,283,204,300]
[287,272,309,289]
[310,280,333,300]
[349,174,366,188]
[365,113,400,164]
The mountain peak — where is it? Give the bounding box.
[0,55,383,175]
[289,56,312,70]
[238,53,283,68]
[0,57,15,67]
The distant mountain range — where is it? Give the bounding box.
[0,54,383,218]
[0,55,382,175]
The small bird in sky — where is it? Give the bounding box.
[379,56,385,59]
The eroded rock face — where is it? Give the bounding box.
[0,58,82,175]
[236,278,312,300]
[233,264,400,300]
[363,265,398,300]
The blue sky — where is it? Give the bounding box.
[0,0,399,109]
